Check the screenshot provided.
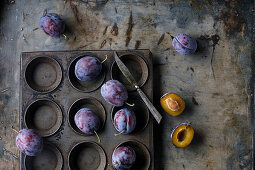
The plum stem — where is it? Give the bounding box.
[125,102,135,107]
[112,162,118,166]
[11,126,19,134]
[94,130,101,143]
[43,9,47,16]
[114,129,126,136]
[62,34,68,39]
[166,32,176,39]
[101,55,108,63]
[185,121,192,129]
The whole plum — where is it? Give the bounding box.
[75,56,102,81]
[114,108,136,134]
[40,13,65,37]
[74,108,101,135]
[101,80,128,107]
[172,33,197,55]
[112,146,136,170]
[16,129,43,156]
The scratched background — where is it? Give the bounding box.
[0,0,254,170]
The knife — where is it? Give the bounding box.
[114,52,162,124]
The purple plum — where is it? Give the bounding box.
[40,13,65,37]
[16,129,43,156]
[172,33,197,55]
[114,108,136,134]
[75,56,102,81]
[112,146,136,170]
[101,80,128,107]
[74,108,101,135]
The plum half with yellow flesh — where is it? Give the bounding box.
[160,93,185,116]
[171,122,194,148]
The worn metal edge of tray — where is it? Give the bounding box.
[252,1,255,169]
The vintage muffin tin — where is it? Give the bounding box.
[20,50,154,170]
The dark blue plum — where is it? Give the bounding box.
[75,56,102,81]
[172,33,197,55]
[40,13,65,37]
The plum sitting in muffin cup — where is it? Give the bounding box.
[112,146,136,170]
[167,32,197,56]
[74,55,108,82]
[113,108,136,136]
[74,108,101,143]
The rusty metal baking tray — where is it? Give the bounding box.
[19,50,154,170]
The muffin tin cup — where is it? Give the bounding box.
[68,53,106,93]
[24,143,63,170]
[111,95,150,134]
[111,53,149,91]
[68,141,106,170]
[112,140,151,170]
[25,56,62,93]
[24,99,63,137]
[68,97,106,136]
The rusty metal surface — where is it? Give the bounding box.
[0,0,254,170]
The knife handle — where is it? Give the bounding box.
[137,88,162,124]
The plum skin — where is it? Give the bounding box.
[40,13,65,37]
[16,129,43,156]
[114,108,136,134]
[172,33,197,55]
[101,80,128,107]
[75,56,102,81]
[112,146,136,170]
[74,108,101,135]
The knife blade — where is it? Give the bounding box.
[114,52,162,124]
[114,52,138,87]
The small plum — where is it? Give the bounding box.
[114,108,136,134]
[40,13,65,37]
[112,146,136,170]
[171,33,197,55]
[16,129,43,156]
[75,56,102,81]
[101,80,128,107]
[74,108,101,135]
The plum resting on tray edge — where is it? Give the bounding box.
[16,129,43,156]
[101,80,128,107]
